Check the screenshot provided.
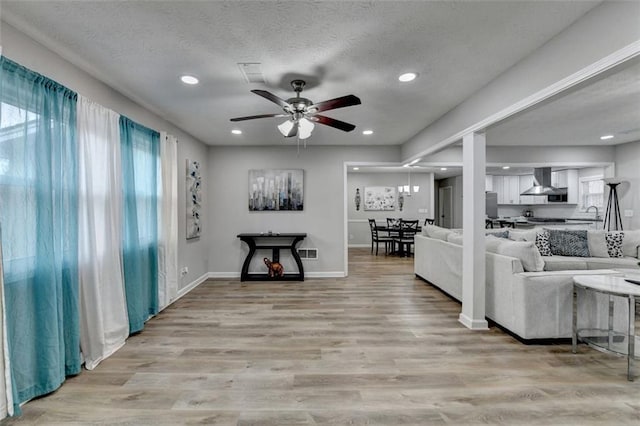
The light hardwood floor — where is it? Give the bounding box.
[4,248,640,425]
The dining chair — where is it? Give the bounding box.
[393,219,419,256]
[424,218,435,226]
[368,219,393,255]
[386,217,401,238]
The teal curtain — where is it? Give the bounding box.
[119,117,159,333]
[0,57,80,410]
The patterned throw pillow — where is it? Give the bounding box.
[548,229,590,257]
[605,232,624,258]
[535,230,552,256]
[487,230,509,239]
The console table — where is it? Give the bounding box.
[237,233,306,282]
[572,274,640,381]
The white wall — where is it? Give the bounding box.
[347,172,434,246]
[1,22,211,290]
[614,140,640,230]
[402,1,640,160]
[207,145,399,277]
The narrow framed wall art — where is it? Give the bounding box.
[186,159,202,239]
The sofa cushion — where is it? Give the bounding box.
[548,229,589,257]
[485,235,544,272]
[605,232,624,258]
[446,233,464,245]
[622,230,640,258]
[543,256,588,271]
[587,230,609,258]
[585,256,640,270]
[423,225,454,241]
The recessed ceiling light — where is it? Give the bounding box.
[600,134,614,140]
[353,167,360,171]
[440,167,447,171]
[398,72,417,82]
[502,166,510,170]
[180,75,199,85]
[231,129,242,135]
[362,130,374,135]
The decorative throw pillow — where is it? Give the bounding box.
[535,230,552,256]
[508,229,537,242]
[586,230,609,258]
[548,229,590,257]
[485,236,545,272]
[605,231,624,258]
[621,230,640,258]
[486,230,509,239]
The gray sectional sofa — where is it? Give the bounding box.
[414,225,640,340]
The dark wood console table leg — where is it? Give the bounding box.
[290,235,305,281]
[239,237,256,282]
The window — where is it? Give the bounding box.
[578,175,604,212]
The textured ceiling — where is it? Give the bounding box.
[487,58,640,146]
[1,0,601,147]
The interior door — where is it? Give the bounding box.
[439,186,453,228]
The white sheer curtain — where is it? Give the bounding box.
[158,132,179,309]
[0,225,14,418]
[77,96,129,370]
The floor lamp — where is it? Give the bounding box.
[603,181,623,231]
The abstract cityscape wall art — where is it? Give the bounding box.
[186,159,202,239]
[249,169,304,211]
[364,186,397,211]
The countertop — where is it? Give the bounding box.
[492,217,601,226]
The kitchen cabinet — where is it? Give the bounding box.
[551,169,579,204]
[492,176,504,204]
[485,175,493,191]
[495,175,520,205]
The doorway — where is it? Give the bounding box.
[438,186,453,228]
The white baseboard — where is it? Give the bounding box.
[208,272,241,279]
[348,244,370,248]
[175,272,211,300]
[306,271,346,278]
[458,313,489,330]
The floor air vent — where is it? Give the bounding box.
[298,248,318,260]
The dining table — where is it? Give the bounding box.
[375,223,422,257]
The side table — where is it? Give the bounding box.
[572,274,640,381]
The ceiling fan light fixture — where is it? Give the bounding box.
[277,120,295,137]
[298,118,314,140]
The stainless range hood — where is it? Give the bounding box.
[520,167,564,196]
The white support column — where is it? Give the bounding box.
[459,132,489,330]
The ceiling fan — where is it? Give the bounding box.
[230,79,361,140]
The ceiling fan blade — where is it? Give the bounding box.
[230,113,289,122]
[307,94,361,113]
[251,90,291,109]
[309,114,356,132]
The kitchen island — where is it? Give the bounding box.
[488,217,602,229]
